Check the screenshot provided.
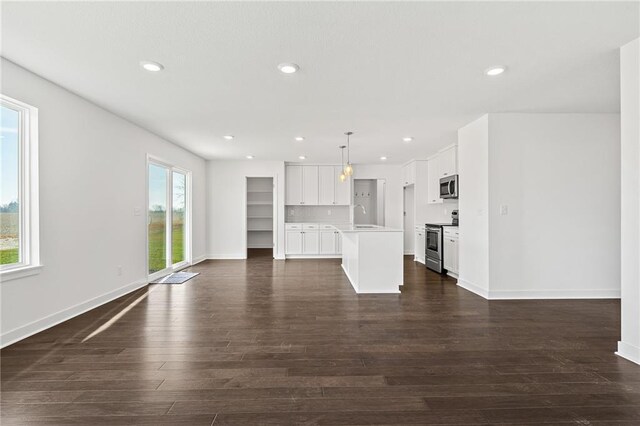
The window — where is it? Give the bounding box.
[0,95,40,280]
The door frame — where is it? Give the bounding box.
[146,155,193,281]
[244,175,277,259]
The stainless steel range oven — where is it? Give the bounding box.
[425,225,443,273]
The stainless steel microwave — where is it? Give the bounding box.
[439,175,458,199]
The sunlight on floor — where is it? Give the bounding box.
[81,288,154,343]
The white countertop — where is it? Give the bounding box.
[333,224,403,233]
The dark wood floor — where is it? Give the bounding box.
[2,254,639,425]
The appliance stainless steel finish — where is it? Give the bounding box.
[440,174,458,199]
[425,225,443,273]
[451,209,459,226]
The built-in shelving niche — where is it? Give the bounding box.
[247,177,274,251]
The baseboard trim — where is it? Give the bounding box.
[1,278,148,349]
[207,254,246,260]
[487,289,621,300]
[456,280,620,301]
[616,341,640,365]
[457,279,489,299]
[191,255,208,265]
[286,254,341,259]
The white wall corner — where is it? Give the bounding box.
[457,279,489,299]
[1,278,149,349]
[191,255,208,265]
[617,341,640,366]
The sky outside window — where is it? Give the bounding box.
[1,105,20,207]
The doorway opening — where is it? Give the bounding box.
[353,179,386,226]
[246,177,275,259]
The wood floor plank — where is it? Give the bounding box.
[1,251,638,425]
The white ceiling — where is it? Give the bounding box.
[1,1,638,163]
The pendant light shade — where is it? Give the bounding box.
[338,145,347,183]
[343,131,354,177]
[344,163,353,177]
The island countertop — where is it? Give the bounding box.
[332,224,403,233]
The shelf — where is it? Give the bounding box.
[248,216,273,219]
[247,201,273,205]
[247,189,273,193]
[248,228,273,232]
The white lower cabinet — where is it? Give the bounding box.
[302,231,319,254]
[320,230,336,254]
[286,223,342,256]
[415,226,426,264]
[443,227,459,274]
[285,231,303,255]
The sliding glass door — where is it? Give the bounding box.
[148,159,190,277]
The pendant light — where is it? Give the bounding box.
[343,131,354,177]
[338,145,347,182]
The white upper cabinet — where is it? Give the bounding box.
[427,158,442,204]
[302,166,319,205]
[427,145,458,204]
[285,165,303,205]
[334,166,351,205]
[286,165,321,205]
[287,165,350,206]
[318,166,335,205]
[402,161,416,187]
[439,146,457,178]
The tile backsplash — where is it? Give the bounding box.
[286,206,350,223]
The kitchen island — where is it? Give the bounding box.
[333,224,404,294]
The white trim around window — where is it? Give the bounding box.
[0,94,40,282]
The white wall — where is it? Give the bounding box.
[0,59,207,346]
[352,164,403,230]
[457,115,490,297]
[489,113,620,298]
[456,113,621,300]
[618,38,640,365]
[206,160,285,259]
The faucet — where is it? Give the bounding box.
[350,204,366,224]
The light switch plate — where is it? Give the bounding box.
[500,205,509,216]
[134,207,142,216]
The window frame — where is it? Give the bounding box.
[146,155,192,281]
[0,94,40,281]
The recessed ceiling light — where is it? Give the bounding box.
[246,155,254,159]
[278,63,300,74]
[402,137,413,142]
[140,61,164,72]
[294,137,305,142]
[380,156,387,161]
[298,155,306,160]
[223,135,234,140]
[485,66,506,76]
